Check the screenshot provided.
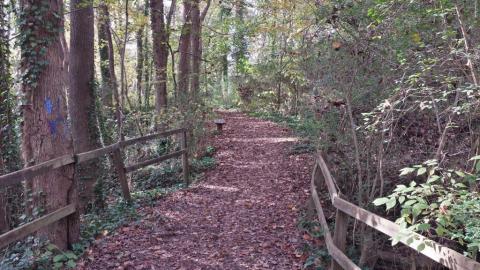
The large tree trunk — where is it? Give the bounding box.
[19,0,78,249]
[69,0,104,211]
[97,3,117,108]
[150,0,169,112]
[177,0,193,108]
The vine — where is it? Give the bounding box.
[17,0,63,89]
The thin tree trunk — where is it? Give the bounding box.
[69,0,104,211]
[19,0,78,249]
[0,0,18,233]
[136,6,144,107]
[150,0,169,112]
[120,0,129,110]
[97,3,115,107]
[190,0,201,99]
[177,0,193,108]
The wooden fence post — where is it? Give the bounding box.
[112,147,132,202]
[181,130,189,186]
[331,208,349,270]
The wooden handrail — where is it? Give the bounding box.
[0,204,76,249]
[0,155,75,188]
[120,128,185,148]
[0,128,189,250]
[125,150,185,173]
[311,152,480,270]
[311,164,360,270]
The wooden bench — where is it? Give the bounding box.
[214,119,226,132]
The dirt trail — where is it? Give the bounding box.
[78,112,314,270]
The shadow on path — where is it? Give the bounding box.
[78,112,314,270]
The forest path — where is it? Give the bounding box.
[78,112,313,270]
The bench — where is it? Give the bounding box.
[214,119,226,132]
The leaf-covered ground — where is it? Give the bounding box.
[77,112,314,269]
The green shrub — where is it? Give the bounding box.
[373,158,480,258]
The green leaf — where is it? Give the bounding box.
[373,197,389,206]
[399,196,406,204]
[400,167,416,176]
[417,223,431,232]
[386,197,397,210]
[417,167,427,176]
[404,200,417,206]
[53,254,64,263]
[66,260,76,269]
[65,252,77,260]
[417,242,426,252]
[427,175,440,183]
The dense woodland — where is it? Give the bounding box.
[0,0,479,269]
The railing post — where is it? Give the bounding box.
[181,130,189,186]
[331,208,349,270]
[112,146,132,202]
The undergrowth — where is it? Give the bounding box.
[0,145,218,270]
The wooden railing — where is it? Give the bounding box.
[0,128,189,249]
[311,153,480,270]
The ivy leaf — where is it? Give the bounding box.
[66,260,76,269]
[53,255,64,263]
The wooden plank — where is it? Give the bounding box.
[0,204,76,249]
[0,155,75,188]
[76,143,120,163]
[331,209,350,270]
[112,148,132,202]
[333,196,480,270]
[124,150,185,173]
[181,131,189,186]
[316,153,338,199]
[311,177,360,270]
[120,128,185,148]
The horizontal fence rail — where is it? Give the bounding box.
[0,128,188,249]
[0,204,76,249]
[311,153,480,270]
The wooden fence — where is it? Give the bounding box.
[311,152,480,270]
[0,128,188,249]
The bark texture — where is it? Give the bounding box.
[69,0,104,211]
[177,0,193,107]
[190,0,211,99]
[150,0,169,112]
[97,3,117,107]
[19,0,77,249]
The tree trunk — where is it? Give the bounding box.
[19,0,78,249]
[177,0,193,108]
[136,2,145,107]
[98,3,123,139]
[150,0,169,112]
[190,0,200,99]
[97,3,116,107]
[0,0,19,233]
[69,0,104,211]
